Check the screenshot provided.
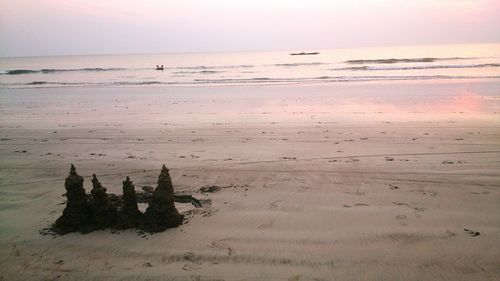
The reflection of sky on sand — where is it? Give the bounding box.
[440,90,482,112]
[250,82,500,123]
[0,81,498,129]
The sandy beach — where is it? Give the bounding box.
[1,80,499,280]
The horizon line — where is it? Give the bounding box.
[1,41,499,60]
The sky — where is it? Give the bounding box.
[0,0,499,57]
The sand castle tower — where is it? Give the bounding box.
[54,164,91,233]
[117,176,143,228]
[89,174,118,229]
[144,165,182,231]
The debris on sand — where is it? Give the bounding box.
[173,194,202,208]
[464,228,480,237]
[198,185,222,193]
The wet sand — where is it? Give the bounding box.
[1,81,499,280]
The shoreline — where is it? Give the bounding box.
[2,77,500,90]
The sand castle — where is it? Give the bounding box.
[89,174,118,229]
[52,164,182,234]
[53,164,91,234]
[117,176,144,229]
[144,165,182,230]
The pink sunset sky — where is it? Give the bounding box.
[1,0,499,57]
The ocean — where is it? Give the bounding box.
[1,43,499,89]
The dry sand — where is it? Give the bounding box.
[1,81,499,280]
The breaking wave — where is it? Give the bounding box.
[191,75,500,84]
[0,65,255,75]
[345,57,473,64]
[332,63,500,71]
[1,68,126,75]
[175,65,254,70]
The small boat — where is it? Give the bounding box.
[155,65,164,70]
[290,52,319,56]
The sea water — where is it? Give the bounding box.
[1,43,499,89]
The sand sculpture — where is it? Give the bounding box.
[117,176,143,229]
[89,174,118,229]
[53,164,91,234]
[144,165,182,231]
[52,164,182,234]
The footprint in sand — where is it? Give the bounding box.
[181,252,204,271]
[269,200,282,209]
[395,215,407,220]
[10,244,21,256]
[182,264,199,271]
[343,203,368,208]
[258,219,275,230]
[445,230,456,238]
[208,239,233,256]
[344,190,365,196]
[393,202,426,218]
[354,203,368,207]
